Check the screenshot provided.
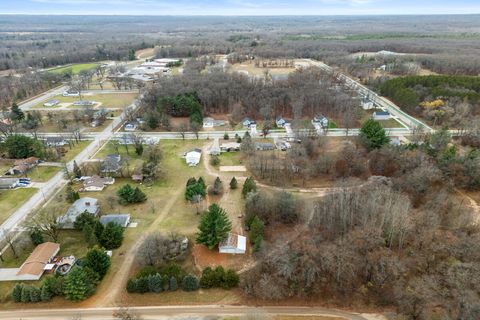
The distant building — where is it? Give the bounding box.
[220,142,241,152]
[73,100,95,106]
[99,214,131,228]
[8,157,39,175]
[361,98,375,110]
[43,100,60,107]
[373,110,391,121]
[276,116,289,128]
[209,138,221,155]
[58,197,100,229]
[312,114,329,128]
[185,149,202,167]
[255,142,275,151]
[242,117,256,128]
[203,117,226,128]
[124,122,138,131]
[219,233,246,254]
[62,90,80,97]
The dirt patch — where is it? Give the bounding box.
[192,244,253,272]
[220,166,247,172]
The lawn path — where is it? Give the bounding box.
[89,186,185,308]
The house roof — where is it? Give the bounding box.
[99,214,131,227]
[219,233,247,251]
[58,197,99,226]
[17,242,60,277]
[84,175,114,188]
[374,111,390,116]
[101,154,122,172]
[14,157,39,166]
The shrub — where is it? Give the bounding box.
[40,285,52,302]
[11,283,23,302]
[136,277,149,293]
[230,177,238,189]
[64,267,98,301]
[30,229,44,246]
[117,184,147,205]
[210,155,220,166]
[182,274,199,292]
[159,262,186,282]
[199,267,239,290]
[224,133,229,140]
[126,279,138,293]
[29,286,41,303]
[148,274,163,293]
[169,276,178,291]
[136,266,159,279]
[223,269,240,289]
[242,176,257,198]
[249,216,265,252]
[21,285,31,303]
[42,276,64,297]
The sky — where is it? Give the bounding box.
[0,0,479,16]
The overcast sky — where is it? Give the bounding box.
[1,0,479,15]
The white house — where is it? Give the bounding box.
[242,118,256,128]
[62,90,80,97]
[43,100,60,107]
[373,110,391,121]
[83,176,115,192]
[124,122,138,131]
[219,233,247,254]
[250,124,257,135]
[220,142,241,152]
[185,149,202,167]
[276,116,288,128]
[312,115,329,128]
[361,98,375,110]
[203,117,215,128]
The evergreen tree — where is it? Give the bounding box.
[242,176,257,198]
[126,279,138,293]
[73,161,82,178]
[212,177,223,195]
[169,276,178,291]
[133,187,147,203]
[135,143,144,156]
[223,269,240,289]
[229,177,238,190]
[117,184,147,204]
[199,267,215,289]
[83,223,98,248]
[241,131,254,153]
[30,228,44,245]
[99,222,124,250]
[29,286,41,302]
[10,102,25,121]
[66,184,80,203]
[224,132,229,140]
[11,283,23,302]
[40,285,52,302]
[64,267,97,301]
[182,274,199,292]
[136,277,149,293]
[43,276,64,297]
[197,177,206,190]
[148,273,163,293]
[74,211,96,230]
[84,247,110,279]
[359,119,390,150]
[249,216,264,252]
[196,204,232,249]
[186,177,197,187]
[20,285,31,303]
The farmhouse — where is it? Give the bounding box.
[373,110,391,120]
[99,214,131,228]
[0,178,20,190]
[83,175,115,192]
[16,242,60,280]
[219,233,247,254]
[57,197,100,229]
[185,149,202,166]
[43,100,60,107]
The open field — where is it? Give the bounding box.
[61,141,92,162]
[25,166,61,182]
[32,92,138,109]
[230,60,296,77]
[48,63,99,75]
[0,188,37,226]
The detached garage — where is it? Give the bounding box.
[219,233,246,254]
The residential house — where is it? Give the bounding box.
[101,154,122,174]
[185,149,202,167]
[16,242,60,280]
[83,175,115,192]
[62,90,80,97]
[276,116,289,128]
[0,178,20,190]
[91,109,108,127]
[57,197,100,229]
[373,110,391,121]
[43,100,60,107]
[99,214,131,228]
[73,100,95,107]
[255,143,275,151]
[203,117,226,128]
[312,114,329,129]
[275,139,291,151]
[209,138,221,155]
[220,142,241,152]
[45,137,69,147]
[242,117,256,128]
[124,122,138,131]
[8,157,39,175]
[361,98,375,110]
[219,233,247,254]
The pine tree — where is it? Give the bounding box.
[73,161,82,178]
[169,276,178,291]
[196,204,232,249]
[10,102,25,121]
[148,273,163,293]
[126,278,138,293]
[136,277,149,293]
[223,269,240,289]
[242,176,257,198]
[30,229,44,245]
[133,187,147,203]
[99,222,124,250]
[40,285,52,302]
[84,247,110,279]
[213,177,223,195]
[11,283,23,302]
[29,286,41,302]
[64,267,97,301]
[66,184,80,203]
[229,177,238,190]
[20,285,31,303]
[182,274,199,292]
[83,223,98,248]
[359,119,390,150]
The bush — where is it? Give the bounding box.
[224,133,229,140]
[21,285,31,303]
[159,262,186,282]
[148,274,163,293]
[126,279,138,293]
[42,276,64,297]
[136,266,159,279]
[29,286,41,303]
[30,229,44,246]
[223,269,240,289]
[230,177,238,189]
[242,176,257,198]
[185,177,207,201]
[117,184,147,205]
[3,135,45,159]
[40,285,52,302]
[136,277,150,293]
[199,267,239,290]
[249,216,264,252]
[210,155,220,166]
[182,274,199,291]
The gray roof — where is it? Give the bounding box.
[58,197,99,228]
[101,154,122,172]
[99,214,131,227]
[374,111,390,116]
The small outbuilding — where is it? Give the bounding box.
[219,233,247,254]
[99,214,131,228]
[185,149,202,167]
[373,110,391,121]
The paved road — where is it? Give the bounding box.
[0,305,377,320]
[18,85,68,111]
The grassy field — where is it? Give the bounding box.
[0,188,37,225]
[48,63,99,75]
[25,166,61,182]
[33,92,138,109]
[218,152,244,167]
[62,141,92,162]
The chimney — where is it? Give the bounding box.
[85,202,90,206]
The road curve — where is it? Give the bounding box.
[0,305,377,320]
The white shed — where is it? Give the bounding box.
[185,149,202,167]
[219,233,247,254]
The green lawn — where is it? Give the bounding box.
[218,152,244,167]
[33,92,138,109]
[62,141,91,162]
[25,166,61,182]
[49,63,99,75]
[0,188,37,225]
[378,118,406,128]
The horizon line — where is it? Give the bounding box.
[1,13,480,17]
